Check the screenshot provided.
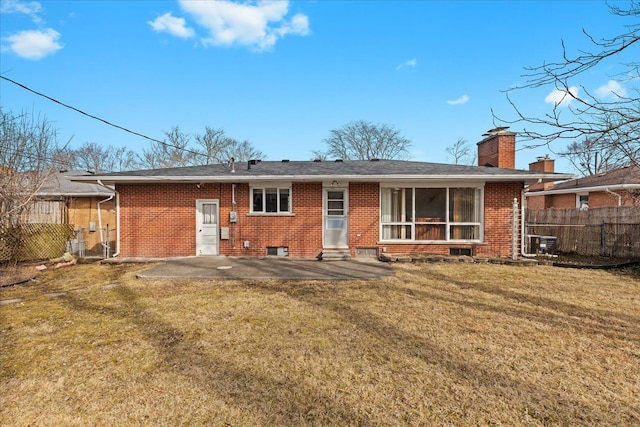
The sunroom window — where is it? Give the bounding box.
[381,186,482,241]
[251,187,291,213]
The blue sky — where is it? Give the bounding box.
[0,0,632,172]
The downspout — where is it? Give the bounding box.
[605,188,622,206]
[97,193,114,254]
[521,179,541,257]
[97,180,120,257]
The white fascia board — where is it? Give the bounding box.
[70,172,572,185]
[36,192,113,197]
[526,183,640,196]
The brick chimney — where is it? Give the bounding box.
[528,155,555,191]
[477,127,516,169]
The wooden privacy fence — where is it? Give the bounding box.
[0,224,74,263]
[526,207,640,258]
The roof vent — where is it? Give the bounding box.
[370,158,380,162]
[335,159,343,162]
[281,159,290,163]
[313,159,322,162]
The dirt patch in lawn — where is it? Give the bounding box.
[1,262,639,426]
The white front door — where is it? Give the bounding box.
[196,200,219,255]
[324,188,348,248]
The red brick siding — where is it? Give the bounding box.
[478,182,521,257]
[587,190,636,207]
[540,190,637,210]
[118,183,202,258]
[224,182,323,257]
[348,182,380,254]
[117,182,324,258]
[526,194,547,210]
[548,193,577,209]
[117,180,523,259]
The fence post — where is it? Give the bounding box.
[600,221,607,257]
[104,224,110,259]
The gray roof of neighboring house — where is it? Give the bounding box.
[69,159,573,185]
[527,165,640,195]
[37,170,114,197]
[551,165,640,190]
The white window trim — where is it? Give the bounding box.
[379,184,484,243]
[249,182,292,215]
[577,192,589,210]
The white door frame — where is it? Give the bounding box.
[196,199,219,255]
[323,186,349,249]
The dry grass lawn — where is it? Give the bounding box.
[1,261,639,426]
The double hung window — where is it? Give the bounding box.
[381,186,482,241]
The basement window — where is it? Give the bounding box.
[267,247,289,257]
[450,248,472,256]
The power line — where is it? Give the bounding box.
[0,75,206,159]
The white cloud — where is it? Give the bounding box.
[148,12,195,39]
[177,0,310,51]
[395,58,417,70]
[544,86,579,107]
[0,0,42,22]
[595,80,627,98]
[5,28,63,60]
[446,94,470,105]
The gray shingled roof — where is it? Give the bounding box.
[71,159,573,184]
[549,165,640,191]
[37,170,114,197]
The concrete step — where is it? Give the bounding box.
[320,249,351,261]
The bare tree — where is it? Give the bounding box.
[0,108,61,262]
[68,142,139,173]
[219,139,265,162]
[496,1,640,167]
[139,126,199,169]
[317,120,412,160]
[560,137,631,176]
[445,138,476,165]
[192,127,264,164]
[105,146,141,172]
[193,126,231,165]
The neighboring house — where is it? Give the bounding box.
[28,170,117,255]
[526,162,640,210]
[71,128,572,259]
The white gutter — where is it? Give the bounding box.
[526,183,640,196]
[97,180,120,257]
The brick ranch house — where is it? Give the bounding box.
[71,128,572,259]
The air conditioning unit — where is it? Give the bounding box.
[528,235,557,255]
